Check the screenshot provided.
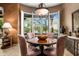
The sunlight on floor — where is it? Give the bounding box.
[64,49,73,56]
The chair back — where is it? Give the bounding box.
[57,35,67,56]
[47,33,53,38]
[19,35,27,56]
[27,32,35,39]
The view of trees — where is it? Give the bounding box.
[24,17,32,33]
[33,17,48,34]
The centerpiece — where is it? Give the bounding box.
[38,34,47,43]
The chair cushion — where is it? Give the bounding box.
[27,33,33,39]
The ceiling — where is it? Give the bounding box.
[22,3,61,8]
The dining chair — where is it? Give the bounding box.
[47,32,53,38]
[19,35,41,56]
[27,32,39,48]
[27,32,35,39]
[44,35,67,56]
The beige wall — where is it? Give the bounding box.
[20,4,33,13]
[63,3,79,32]
[0,3,20,33]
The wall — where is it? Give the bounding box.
[20,4,33,13]
[48,4,63,13]
[63,3,79,32]
[0,3,20,33]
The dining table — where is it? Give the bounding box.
[26,37,57,56]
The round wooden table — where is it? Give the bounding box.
[26,37,57,56]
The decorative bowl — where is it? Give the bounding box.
[38,34,47,43]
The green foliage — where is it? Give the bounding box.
[51,27,53,32]
[43,25,48,32]
[0,20,3,29]
[25,27,31,32]
[24,18,32,33]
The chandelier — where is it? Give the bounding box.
[34,3,49,16]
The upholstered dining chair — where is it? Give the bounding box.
[19,35,40,56]
[44,35,67,56]
[27,32,35,39]
[27,32,39,48]
[47,32,53,38]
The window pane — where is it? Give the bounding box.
[33,16,48,34]
[50,12,60,35]
[24,14,32,34]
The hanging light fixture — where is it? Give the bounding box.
[35,3,49,16]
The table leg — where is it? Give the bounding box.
[40,45,44,55]
[38,45,46,56]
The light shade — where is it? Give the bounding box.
[2,22,12,28]
[34,3,49,16]
[35,8,49,16]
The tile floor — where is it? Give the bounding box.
[0,44,21,56]
[0,43,73,56]
[0,38,73,56]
